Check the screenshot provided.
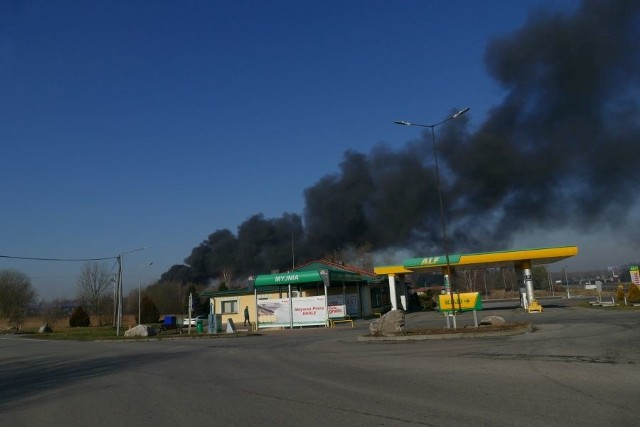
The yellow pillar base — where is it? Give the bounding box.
[528,300,543,313]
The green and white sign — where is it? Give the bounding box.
[404,255,462,268]
[630,265,640,286]
[254,270,323,287]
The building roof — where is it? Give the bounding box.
[293,259,378,279]
[202,287,253,298]
[243,259,383,288]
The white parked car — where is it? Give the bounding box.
[182,314,208,326]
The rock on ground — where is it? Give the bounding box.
[39,324,53,333]
[479,315,506,326]
[369,310,405,335]
[124,324,157,337]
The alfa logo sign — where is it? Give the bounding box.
[630,265,640,286]
[438,292,482,313]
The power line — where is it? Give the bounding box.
[0,254,115,262]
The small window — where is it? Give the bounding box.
[221,300,238,314]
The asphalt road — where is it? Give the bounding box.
[1,303,639,427]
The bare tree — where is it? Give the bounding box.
[77,262,112,317]
[221,266,233,289]
[459,269,480,292]
[145,281,185,315]
[500,267,517,293]
[0,269,37,325]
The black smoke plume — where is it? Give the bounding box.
[447,0,640,246]
[165,0,640,284]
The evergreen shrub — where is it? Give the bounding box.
[69,306,91,327]
[627,284,640,303]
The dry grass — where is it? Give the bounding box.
[402,321,532,335]
[364,321,533,338]
[2,315,137,334]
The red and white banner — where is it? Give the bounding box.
[258,296,328,328]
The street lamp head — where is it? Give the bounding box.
[395,108,469,129]
[453,107,470,118]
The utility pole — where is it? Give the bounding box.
[116,254,123,336]
[114,247,147,336]
[188,292,193,334]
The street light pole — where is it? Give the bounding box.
[395,107,469,329]
[138,262,153,325]
[115,246,147,336]
[112,275,117,327]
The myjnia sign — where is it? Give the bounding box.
[438,292,482,313]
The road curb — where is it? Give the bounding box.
[357,322,533,342]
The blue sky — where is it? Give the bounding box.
[4,0,634,300]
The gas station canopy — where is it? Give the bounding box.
[375,245,578,275]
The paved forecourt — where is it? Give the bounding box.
[1,304,639,427]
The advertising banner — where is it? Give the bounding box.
[292,296,327,325]
[257,296,328,328]
[327,293,359,315]
[257,298,291,327]
[328,304,346,318]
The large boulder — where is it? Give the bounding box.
[479,315,506,326]
[369,310,405,335]
[38,324,53,333]
[124,324,157,337]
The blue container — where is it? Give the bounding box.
[163,315,177,327]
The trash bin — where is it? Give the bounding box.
[196,319,203,334]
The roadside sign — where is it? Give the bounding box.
[438,292,482,313]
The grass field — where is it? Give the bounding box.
[0,315,207,340]
[25,326,125,340]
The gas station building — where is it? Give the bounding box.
[204,246,578,331]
